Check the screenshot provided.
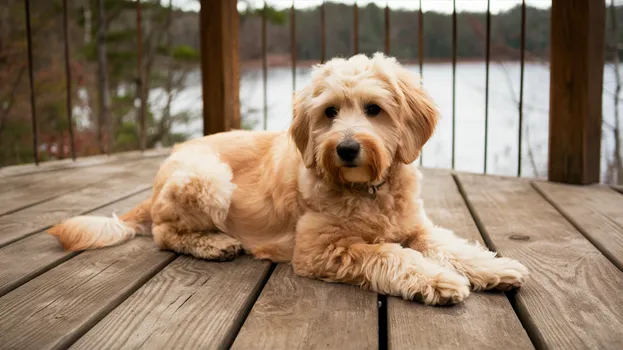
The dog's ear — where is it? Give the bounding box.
[395,68,439,164]
[290,86,315,168]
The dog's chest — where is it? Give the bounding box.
[336,198,414,241]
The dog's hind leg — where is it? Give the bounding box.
[150,149,244,261]
[153,223,243,261]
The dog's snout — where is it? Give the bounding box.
[336,140,361,162]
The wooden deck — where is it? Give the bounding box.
[1,151,622,350]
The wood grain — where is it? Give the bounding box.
[387,169,533,350]
[0,190,152,297]
[0,236,174,349]
[611,185,623,195]
[231,264,378,350]
[0,149,166,193]
[534,182,623,271]
[0,147,170,178]
[548,0,605,184]
[0,156,163,248]
[0,156,163,217]
[71,256,271,349]
[456,172,623,349]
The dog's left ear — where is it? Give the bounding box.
[290,86,315,168]
[395,68,439,164]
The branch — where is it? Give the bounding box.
[0,66,26,134]
[603,119,616,131]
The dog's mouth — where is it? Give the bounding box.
[342,162,358,168]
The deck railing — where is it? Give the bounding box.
[15,0,607,185]
[248,1,527,174]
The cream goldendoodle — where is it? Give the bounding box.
[49,53,528,305]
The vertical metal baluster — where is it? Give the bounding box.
[518,0,526,177]
[262,1,268,130]
[63,0,76,160]
[321,1,326,64]
[418,0,424,166]
[451,0,457,169]
[484,0,491,174]
[24,0,38,165]
[384,2,390,55]
[291,1,296,93]
[136,0,145,151]
[353,1,358,55]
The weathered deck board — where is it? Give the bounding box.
[456,173,623,349]
[534,182,623,271]
[0,190,152,297]
[0,156,163,248]
[71,256,271,350]
[0,237,174,350]
[0,148,170,178]
[0,172,49,194]
[387,169,533,350]
[0,156,164,217]
[231,264,378,350]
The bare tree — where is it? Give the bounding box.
[605,0,623,185]
[96,0,110,154]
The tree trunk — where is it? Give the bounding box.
[610,0,623,184]
[162,0,174,146]
[136,0,146,151]
[97,0,111,154]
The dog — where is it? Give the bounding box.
[48,53,528,306]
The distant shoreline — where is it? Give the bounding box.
[240,56,547,69]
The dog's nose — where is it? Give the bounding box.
[336,140,361,162]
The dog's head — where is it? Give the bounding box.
[290,53,439,185]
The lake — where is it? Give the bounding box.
[165,62,621,182]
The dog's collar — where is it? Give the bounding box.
[348,180,387,200]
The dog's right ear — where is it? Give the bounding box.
[290,86,315,168]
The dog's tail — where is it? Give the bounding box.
[48,198,152,251]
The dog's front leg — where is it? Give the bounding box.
[423,226,529,291]
[291,213,470,305]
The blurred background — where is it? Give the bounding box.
[1,0,622,184]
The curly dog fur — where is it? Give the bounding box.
[48,53,528,305]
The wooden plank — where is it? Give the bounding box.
[387,169,533,350]
[231,264,378,350]
[0,150,162,194]
[456,173,623,349]
[0,156,164,217]
[0,238,174,349]
[0,147,169,178]
[0,156,163,248]
[534,182,623,271]
[71,256,271,349]
[0,190,152,297]
[200,0,240,135]
[0,172,49,194]
[548,0,605,184]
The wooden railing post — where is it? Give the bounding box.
[200,0,240,135]
[548,0,605,184]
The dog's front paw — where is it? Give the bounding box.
[471,257,529,292]
[415,270,471,306]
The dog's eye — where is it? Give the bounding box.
[364,104,381,116]
[324,107,338,118]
